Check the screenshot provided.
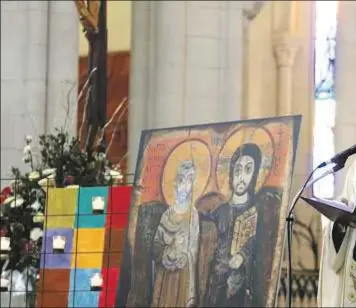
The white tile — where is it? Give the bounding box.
[26,44,48,79]
[186,67,220,98]
[1,80,25,116]
[1,1,27,12]
[155,64,185,96]
[225,9,245,39]
[187,7,221,38]
[0,148,25,180]
[27,10,48,45]
[28,1,48,12]
[50,1,77,14]
[24,79,47,122]
[187,37,220,68]
[184,94,221,124]
[153,93,184,128]
[192,1,225,10]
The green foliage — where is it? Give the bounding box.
[37,128,112,187]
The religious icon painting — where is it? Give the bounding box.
[116,116,302,307]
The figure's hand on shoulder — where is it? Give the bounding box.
[229,253,244,269]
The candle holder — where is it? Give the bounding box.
[90,272,103,291]
[0,277,9,292]
[92,196,105,214]
[0,237,11,254]
[52,235,66,253]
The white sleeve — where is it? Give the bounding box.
[325,220,351,272]
[327,159,356,271]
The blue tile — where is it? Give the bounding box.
[68,268,100,307]
[75,186,109,228]
[40,228,74,269]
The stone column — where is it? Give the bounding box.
[334,1,356,194]
[272,32,299,116]
[128,1,265,174]
[1,1,49,179]
[46,1,79,135]
[0,1,79,180]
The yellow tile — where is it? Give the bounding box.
[71,229,105,268]
[45,187,78,228]
[71,253,103,269]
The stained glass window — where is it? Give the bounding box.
[313,1,338,198]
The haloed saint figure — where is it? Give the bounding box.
[202,143,262,307]
[151,161,200,307]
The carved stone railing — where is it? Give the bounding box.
[277,269,319,307]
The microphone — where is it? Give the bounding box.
[318,144,356,168]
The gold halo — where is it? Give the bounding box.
[161,140,211,206]
[216,126,274,199]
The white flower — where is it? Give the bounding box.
[109,169,123,180]
[10,197,24,208]
[31,200,41,211]
[10,270,32,294]
[0,277,9,289]
[25,135,33,144]
[33,212,44,223]
[42,168,56,177]
[38,174,55,188]
[66,184,79,189]
[109,169,123,184]
[4,196,15,204]
[30,228,43,242]
[95,152,106,161]
[28,171,40,181]
[23,145,31,155]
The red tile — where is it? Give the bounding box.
[98,268,120,307]
[106,186,132,229]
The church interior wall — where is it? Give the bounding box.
[246,1,318,273]
[1,1,356,306]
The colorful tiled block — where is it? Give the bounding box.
[37,186,133,308]
[106,186,132,229]
[37,269,70,308]
[40,228,74,269]
[68,269,100,307]
[37,269,71,292]
[37,292,70,308]
[75,187,109,228]
[102,228,125,268]
[45,187,78,228]
[71,228,105,268]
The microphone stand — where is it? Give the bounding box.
[285,160,346,308]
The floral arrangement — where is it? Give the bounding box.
[0,129,123,298]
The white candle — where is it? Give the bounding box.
[0,237,10,251]
[92,196,105,213]
[0,277,9,290]
[52,236,66,251]
[90,273,103,289]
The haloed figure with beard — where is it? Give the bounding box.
[151,160,200,307]
[201,143,262,307]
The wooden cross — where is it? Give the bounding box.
[74,0,108,156]
[74,0,100,34]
